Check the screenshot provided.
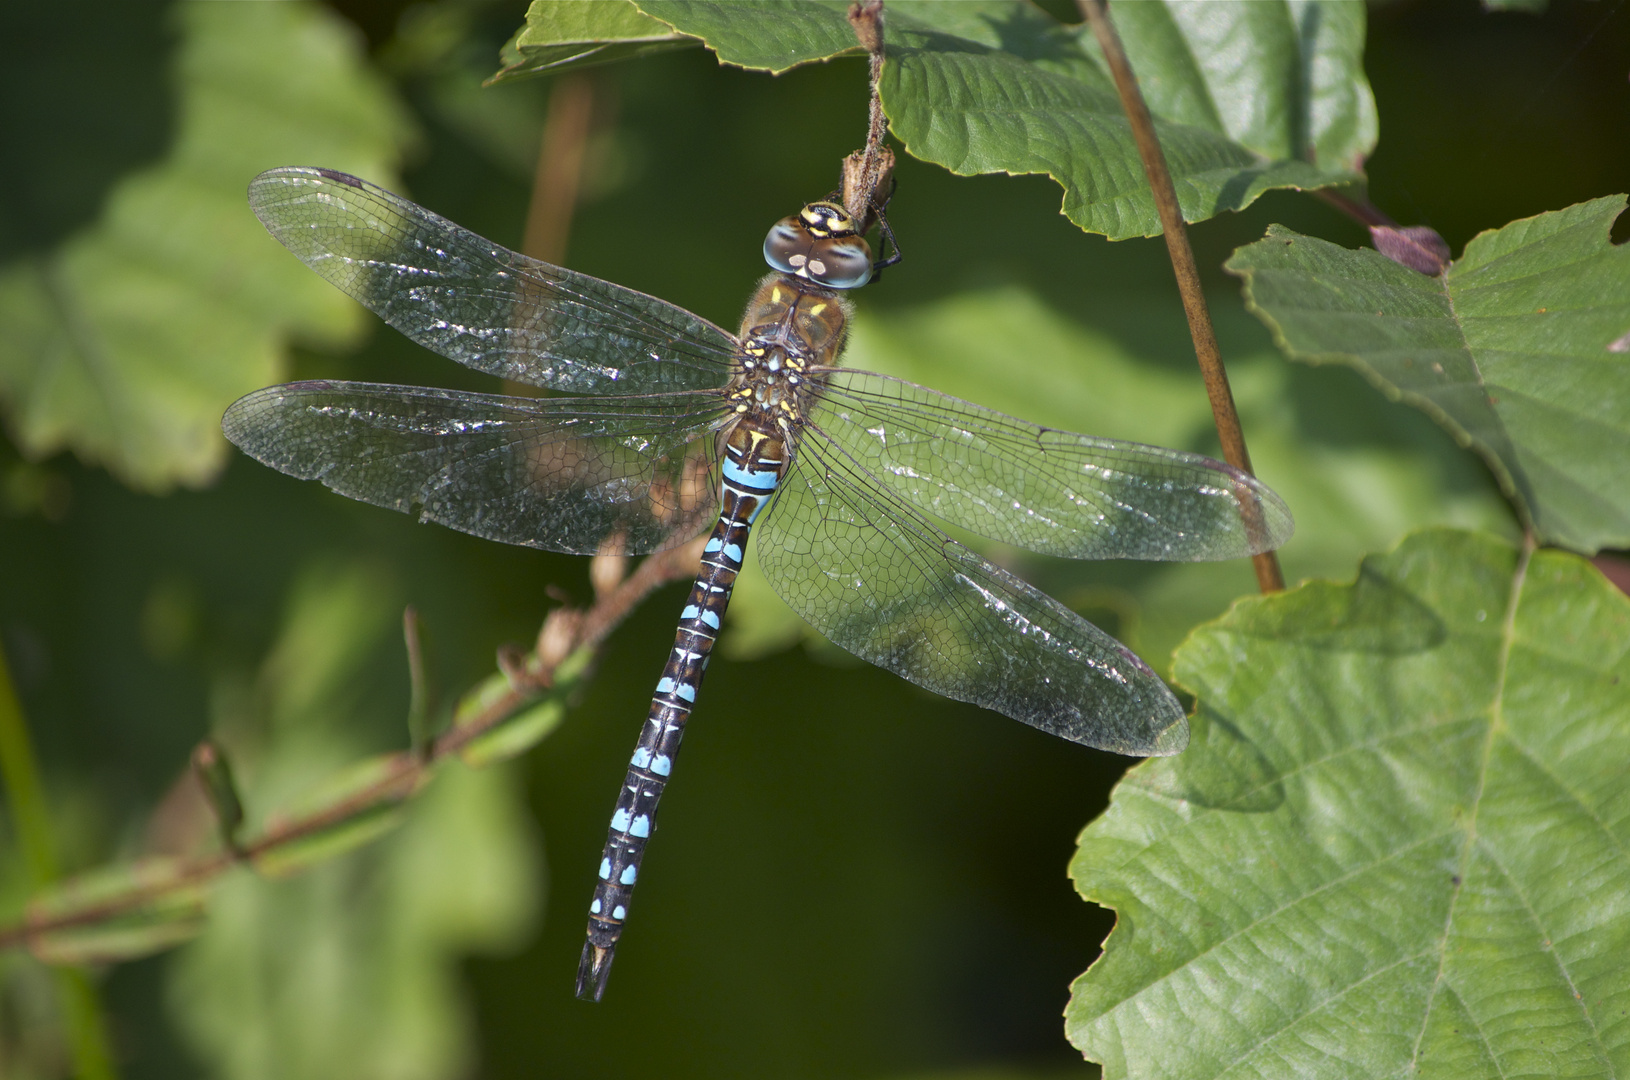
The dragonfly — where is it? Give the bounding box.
[223,166,1293,1002]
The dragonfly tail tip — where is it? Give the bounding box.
[575,942,615,1002]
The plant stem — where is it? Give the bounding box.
[0,641,119,1078]
[844,0,890,222]
[0,536,704,955]
[1077,0,1284,593]
[0,644,56,885]
[522,72,596,265]
[54,971,118,1080]
[1316,187,1395,228]
[403,607,432,756]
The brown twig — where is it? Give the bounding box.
[843,1,891,226]
[0,539,705,957]
[1315,187,1395,229]
[1592,552,1630,599]
[574,535,708,655]
[506,72,600,401]
[403,606,433,757]
[1077,0,1283,593]
[522,72,597,265]
[191,739,245,854]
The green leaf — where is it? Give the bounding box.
[1228,196,1630,553]
[0,1,412,491]
[493,0,1374,238]
[1095,1,1376,173]
[169,561,540,1080]
[171,762,537,1080]
[891,0,1371,238]
[636,0,862,73]
[492,0,697,82]
[25,858,208,965]
[1068,529,1630,1079]
[257,561,404,732]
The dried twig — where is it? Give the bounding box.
[0,539,705,956]
[843,0,893,228]
[522,72,597,265]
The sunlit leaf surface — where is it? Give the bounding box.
[1101,2,1375,173]
[494,0,697,81]
[1229,196,1630,553]
[1068,529,1630,1079]
[493,0,1375,238]
[0,1,410,490]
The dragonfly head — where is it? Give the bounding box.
[763,201,873,289]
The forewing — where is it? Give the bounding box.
[754,434,1188,756]
[223,382,723,555]
[809,370,1293,561]
[249,168,737,395]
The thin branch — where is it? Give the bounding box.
[574,535,707,657]
[843,0,893,228]
[403,606,432,756]
[522,72,597,265]
[1077,0,1284,593]
[1316,187,1395,229]
[191,739,245,855]
[0,539,705,956]
[507,72,599,402]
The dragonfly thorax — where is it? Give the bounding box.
[728,273,850,425]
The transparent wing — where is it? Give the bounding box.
[223,381,724,555]
[248,168,738,395]
[754,433,1188,756]
[808,370,1293,561]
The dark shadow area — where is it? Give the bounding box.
[0,0,178,259]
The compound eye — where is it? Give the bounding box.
[763,217,810,274]
[807,235,873,289]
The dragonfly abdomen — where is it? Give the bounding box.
[576,422,787,1001]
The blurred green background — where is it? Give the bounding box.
[0,1,1626,1077]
